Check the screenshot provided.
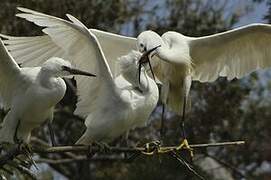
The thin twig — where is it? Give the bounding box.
[204,152,247,178]
[32,141,245,154]
[0,144,21,166]
[169,151,206,180]
[0,166,14,175]
[36,156,126,164]
[8,161,37,180]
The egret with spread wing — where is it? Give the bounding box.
[3,8,271,153]
[0,8,159,144]
[136,26,271,155]
[0,39,95,145]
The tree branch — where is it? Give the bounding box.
[32,140,245,154]
[36,156,126,164]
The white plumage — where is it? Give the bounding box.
[137,26,271,114]
[76,50,158,143]
[5,8,271,116]
[0,38,95,143]
[1,8,158,143]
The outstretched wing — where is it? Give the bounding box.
[9,7,130,117]
[190,23,271,82]
[1,7,137,77]
[0,39,21,110]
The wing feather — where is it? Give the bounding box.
[12,7,130,117]
[190,23,271,82]
[0,35,66,67]
[1,25,137,77]
[0,39,21,109]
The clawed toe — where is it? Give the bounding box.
[176,138,193,158]
[94,141,110,153]
[141,140,161,155]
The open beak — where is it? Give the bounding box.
[138,45,161,65]
[138,45,161,85]
[66,67,96,77]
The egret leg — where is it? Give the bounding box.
[181,96,187,139]
[87,144,96,159]
[12,119,37,169]
[13,119,22,144]
[94,141,110,153]
[121,131,130,158]
[176,96,193,158]
[160,103,166,144]
[121,131,129,147]
[48,122,56,146]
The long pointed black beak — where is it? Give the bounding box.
[138,45,161,65]
[138,45,161,85]
[63,66,96,77]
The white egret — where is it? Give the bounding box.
[0,39,95,145]
[0,8,159,144]
[4,8,271,152]
[76,49,159,144]
[136,26,271,153]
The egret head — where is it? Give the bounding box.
[119,51,142,73]
[119,50,157,86]
[137,30,162,54]
[41,57,96,77]
[118,51,146,82]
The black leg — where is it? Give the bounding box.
[181,96,187,139]
[13,119,21,144]
[48,122,56,146]
[121,132,129,159]
[176,96,193,158]
[122,131,129,147]
[160,103,166,143]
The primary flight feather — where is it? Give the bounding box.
[0,39,95,144]
[3,8,271,148]
[1,7,159,143]
[3,8,271,116]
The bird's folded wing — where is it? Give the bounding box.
[10,7,129,117]
[0,39,21,109]
[190,24,271,82]
[1,7,137,77]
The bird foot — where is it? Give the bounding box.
[176,138,193,158]
[17,142,38,170]
[93,141,111,153]
[141,140,161,155]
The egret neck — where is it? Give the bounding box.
[137,66,151,93]
[37,67,65,89]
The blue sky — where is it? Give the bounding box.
[237,0,268,26]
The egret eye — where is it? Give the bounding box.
[140,43,144,48]
[61,66,70,71]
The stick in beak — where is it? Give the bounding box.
[63,66,96,77]
[138,45,161,85]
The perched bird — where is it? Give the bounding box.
[4,8,271,151]
[1,8,159,143]
[76,48,159,144]
[136,26,271,152]
[0,39,95,144]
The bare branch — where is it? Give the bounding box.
[36,156,126,164]
[32,141,245,154]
